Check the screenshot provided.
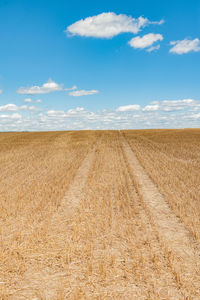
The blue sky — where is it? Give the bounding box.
[0,0,200,130]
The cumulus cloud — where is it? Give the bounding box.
[35,99,42,103]
[0,104,18,111]
[129,33,163,51]
[68,89,99,96]
[38,100,200,130]
[0,113,21,119]
[188,113,200,119]
[143,99,200,112]
[17,79,64,95]
[47,107,86,118]
[1,98,200,131]
[17,80,85,95]
[67,107,85,114]
[24,98,32,103]
[66,12,163,38]
[0,103,39,112]
[11,113,22,119]
[170,38,200,54]
[47,110,66,117]
[28,106,40,111]
[143,104,159,111]
[116,105,141,112]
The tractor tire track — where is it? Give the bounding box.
[120,133,200,298]
[10,136,102,300]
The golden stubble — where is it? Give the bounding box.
[0,130,199,299]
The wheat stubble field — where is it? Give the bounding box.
[0,130,200,299]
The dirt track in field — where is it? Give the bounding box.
[8,137,102,300]
[1,130,200,299]
[121,133,200,296]
[53,136,102,220]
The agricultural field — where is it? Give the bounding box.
[0,130,200,299]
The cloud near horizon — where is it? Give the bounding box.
[143,99,200,111]
[66,12,164,39]
[0,103,39,112]
[116,104,141,111]
[24,98,42,103]
[0,113,22,119]
[24,98,32,103]
[1,98,200,131]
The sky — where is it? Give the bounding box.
[0,0,200,131]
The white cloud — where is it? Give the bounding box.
[1,98,200,131]
[0,104,18,111]
[17,80,79,95]
[170,38,200,54]
[129,33,163,51]
[28,106,39,111]
[143,99,200,112]
[66,12,163,38]
[143,104,159,111]
[67,107,85,114]
[151,20,164,25]
[0,113,21,119]
[24,98,32,103]
[161,99,195,106]
[47,107,87,118]
[0,114,9,118]
[0,103,40,112]
[38,101,200,130]
[147,44,160,52]
[35,99,42,103]
[160,99,198,111]
[17,79,63,95]
[188,113,200,119]
[11,113,22,119]
[47,110,65,117]
[64,85,77,91]
[68,89,99,96]
[116,105,141,112]
[0,90,3,94]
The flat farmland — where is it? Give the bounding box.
[0,130,200,299]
